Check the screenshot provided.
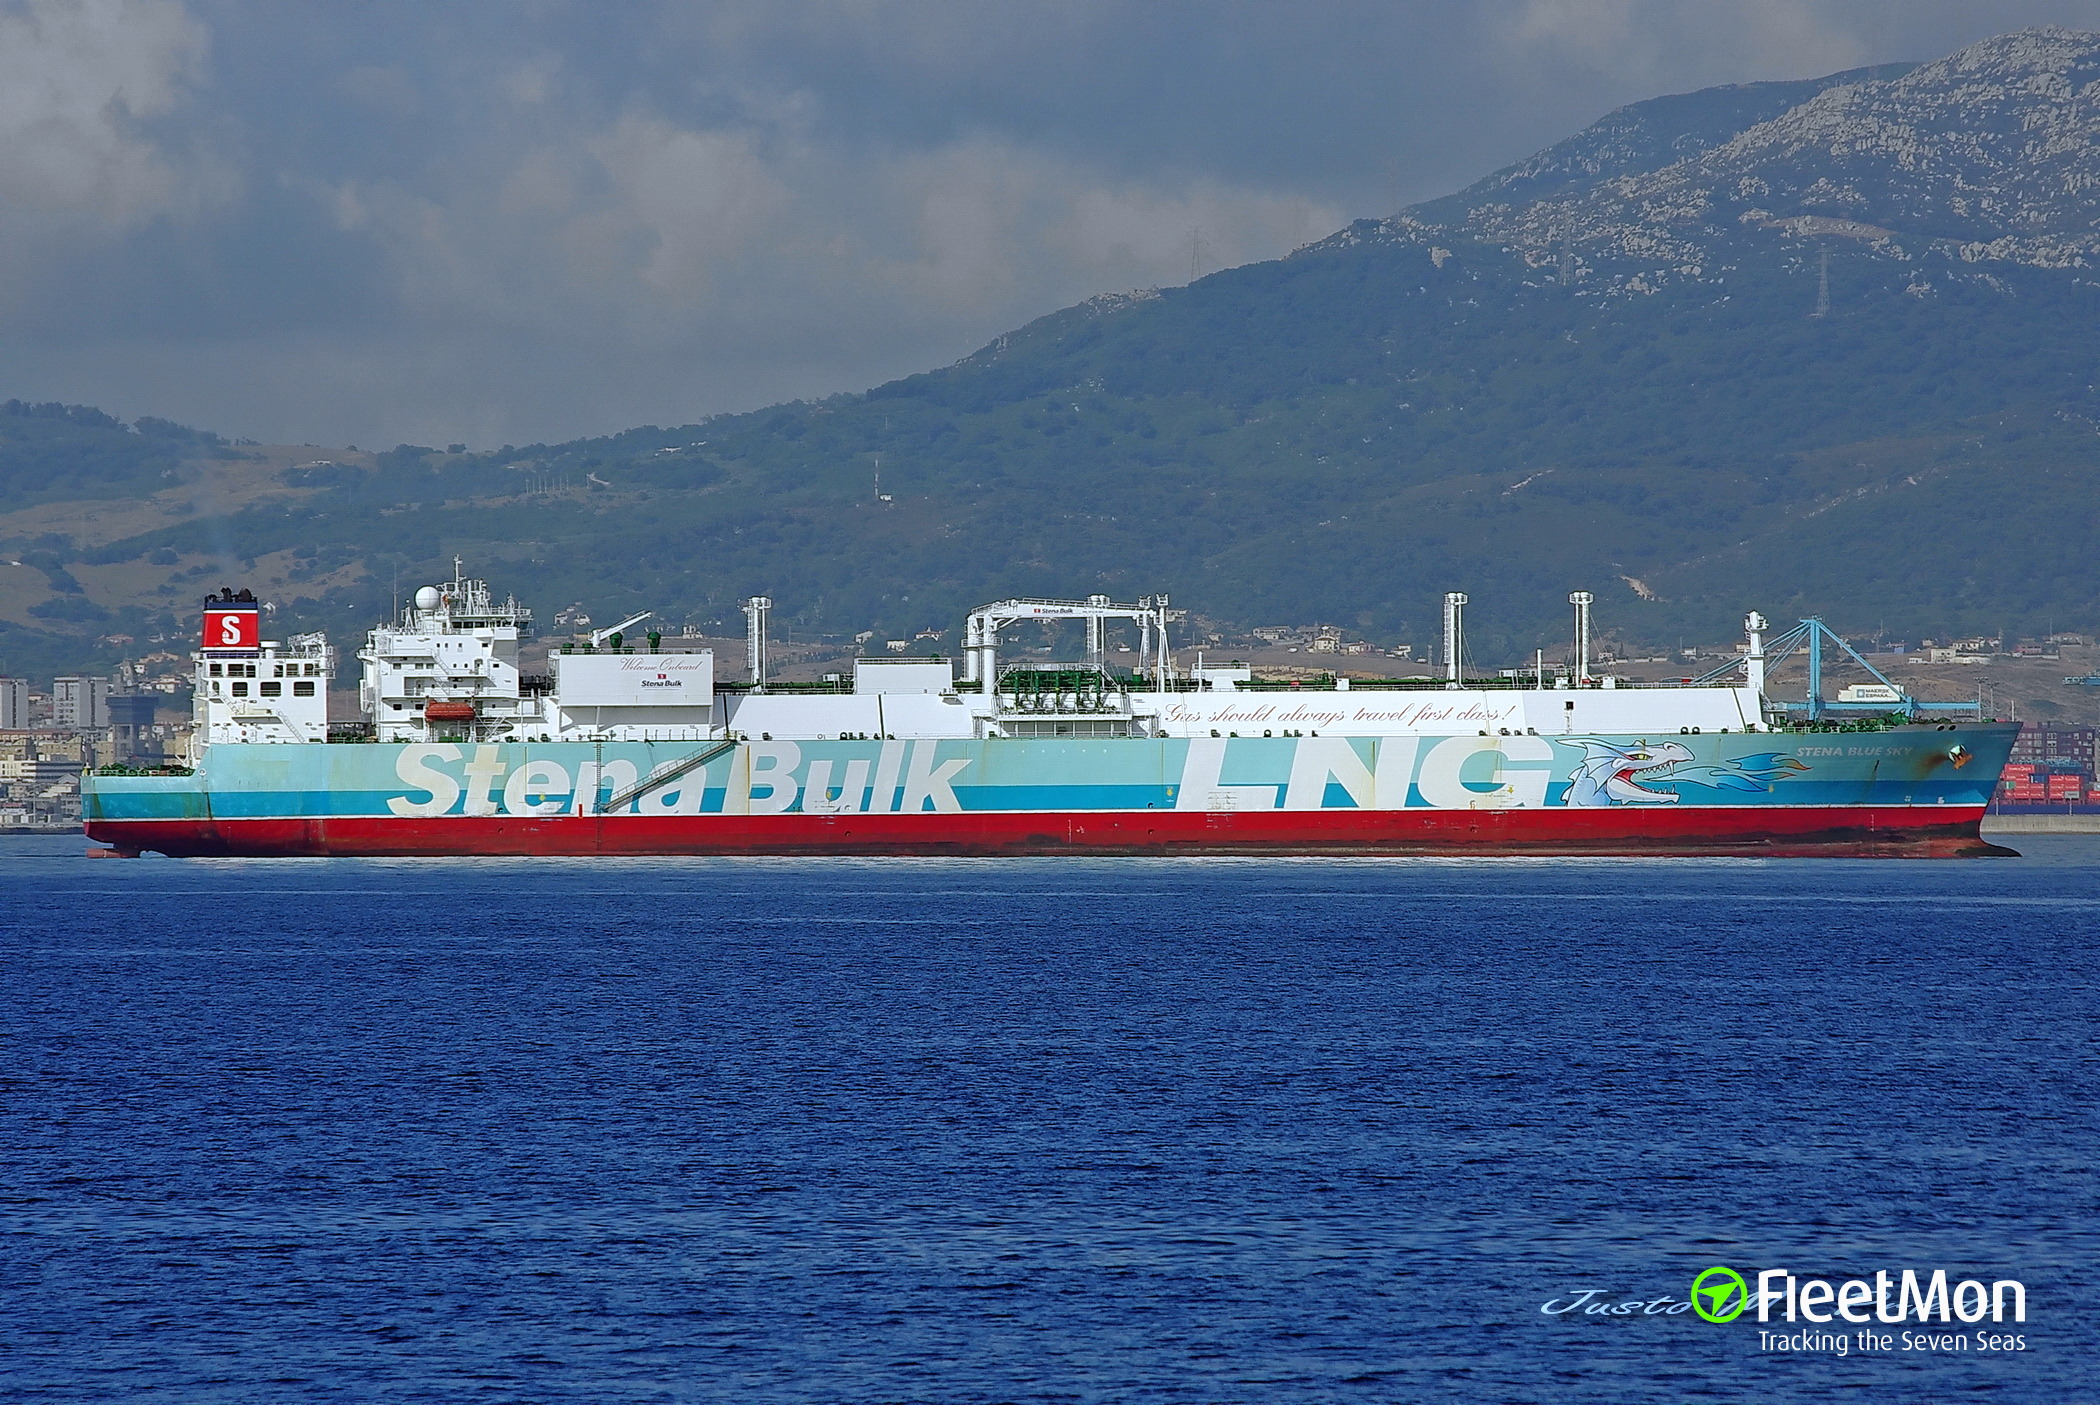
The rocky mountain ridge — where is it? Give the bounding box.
[1348,27,2100,289]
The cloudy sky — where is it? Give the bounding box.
[6,0,2100,447]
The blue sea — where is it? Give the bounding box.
[2,834,2093,1403]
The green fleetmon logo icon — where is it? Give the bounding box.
[1691,1266,1750,1322]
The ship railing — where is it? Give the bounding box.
[950,674,1764,694]
[1772,714,1989,734]
[403,680,499,695]
[717,678,854,694]
[1230,677,1753,692]
[553,643,713,655]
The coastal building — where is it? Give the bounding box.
[53,676,110,730]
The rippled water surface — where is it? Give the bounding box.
[2,834,2094,1402]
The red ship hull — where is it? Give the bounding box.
[87,804,2011,859]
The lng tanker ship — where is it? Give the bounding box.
[83,570,2016,858]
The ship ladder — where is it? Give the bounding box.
[596,738,739,815]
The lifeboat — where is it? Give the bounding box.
[423,699,476,723]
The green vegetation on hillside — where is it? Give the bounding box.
[95,233,2090,659]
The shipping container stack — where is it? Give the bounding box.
[1996,724,2100,810]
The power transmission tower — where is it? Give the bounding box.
[1812,247,1831,318]
[1189,227,1211,283]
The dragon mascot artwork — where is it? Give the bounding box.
[1556,739,1810,806]
[1559,739,1695,805]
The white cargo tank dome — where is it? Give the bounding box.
[414,585,443,612]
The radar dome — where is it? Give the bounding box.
[413,586,443,612]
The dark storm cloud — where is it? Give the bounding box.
[4,0,2100,446]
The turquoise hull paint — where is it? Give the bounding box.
[85,728,2014,824]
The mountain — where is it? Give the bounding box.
[10,26,2100,676]
[1405,27,2100,275]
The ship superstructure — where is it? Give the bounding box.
[94,571,2017,859]
[360,561,541,742]
[192,588,334,748]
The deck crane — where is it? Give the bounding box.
[1689,615,1979,719]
